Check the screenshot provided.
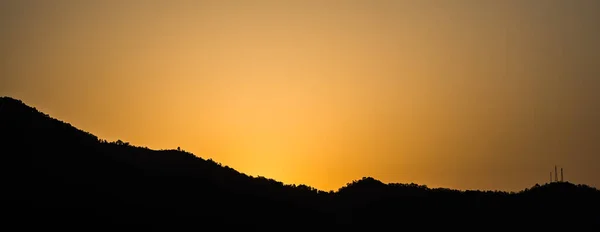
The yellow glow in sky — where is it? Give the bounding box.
[2,0,599,191]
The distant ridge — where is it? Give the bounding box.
[1,96,599,228]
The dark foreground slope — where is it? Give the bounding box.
[1,96,599,228]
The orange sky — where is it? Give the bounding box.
[2,0,599,192]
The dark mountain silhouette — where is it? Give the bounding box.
[1,96,599,228]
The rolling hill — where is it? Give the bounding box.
[1,96,598,228]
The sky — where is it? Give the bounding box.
[1,0,599,192]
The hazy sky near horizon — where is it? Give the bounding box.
[2,0,599,191]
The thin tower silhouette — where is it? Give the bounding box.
[561,168,564,182]
[555,166,558,182]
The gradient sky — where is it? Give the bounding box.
[2,0,599,192]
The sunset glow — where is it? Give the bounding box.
[2,0,599,191]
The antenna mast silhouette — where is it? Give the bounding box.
[561,168,564,182]
[550,166,565,183]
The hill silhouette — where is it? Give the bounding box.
[1,96,599,228]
